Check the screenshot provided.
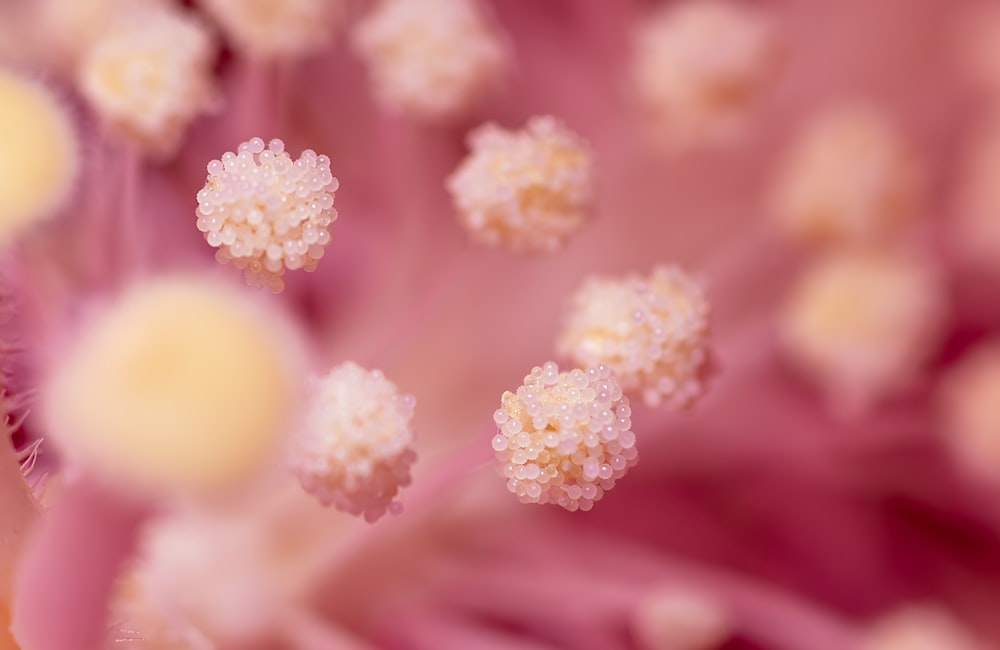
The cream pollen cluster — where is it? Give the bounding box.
[196,137,338,293]
[76,4,218,158]
[352,0,510,122]
[771,104,922,247]
[288,362,417,522]
[557,265,713,409]
[447,116,594,253]
[936,341,1000,483]
[201,0,344,60]
[493,362,637,512]
[630,0,782,153]
[780,250,947,414]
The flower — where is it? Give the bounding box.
[3,2,1000,650]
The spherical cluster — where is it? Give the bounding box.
[196,137,339,293]
[492,362,637,512]
[630,0,782,154]
[936,341,1000,483]
[953,120,1000,271]
[352,0,510,122]
[770,104,922,248]
[557,265,713,409]
[780,250,947,415]
[200,0,344,60]
[41,276,304,498]
[76,4,218,158]
[0,68,79,245]
[863,607,987,650]
[289,362,417,522]
[446,116,594,253]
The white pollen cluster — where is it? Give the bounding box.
[863,607,988,650]
[557,266,713,409]
[771,104,922,248]
[352,0,510,122]
[447,116,594,254]
[289,362,416,522]
[493,362,637,512]
[76,5,218,158]
[196,137,339,293]
[780,250,948,415]
[201,0,344,60]
[630,0,782,154]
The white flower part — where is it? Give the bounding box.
[631,587,731,650]
[630,0,782,154]
[447,116,594,253]
[770,104,922,248]
[780,249,948,416]
[196,137,339,294]
[352,0,511,122]
[200,0,345,60]
[289,362,416,522]
[863,606,988,650]
[937,341,1000,483]
[35,0,166,70]
[493,362,637,512]
[557,266,713,409]
[76,4,219,158]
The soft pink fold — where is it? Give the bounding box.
[10,479,148,650]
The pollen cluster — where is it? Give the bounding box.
[447,116,594,253]
[196,137,338,293]
[201,0,344,60]
[76,5,218,158]
[493,362,637,512]
[0,67,78,244]
[771,104,922,247]
[557,266,712,409]
[780,250,947,414]
[41,276,303,497]
[863,607,987,650]
[937,341,1000,483]
[289,362,417,522]
[352,0,510,122]
[630,0,781,153]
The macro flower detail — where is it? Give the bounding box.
[493,362,637,512]
[201,0,344,60]
[76,4,218,158]
[631,587,731,650]
[289,361,417,522]
[447,115,594,253]
[770,104,922,248]
[863,606,989,650]
[41,276,304,497]
[352,0,511,122]
[557,265,713,409]
[630,0,782,153]
[779,249,948,414]
[0,67,78,243]
[196,137,338,293]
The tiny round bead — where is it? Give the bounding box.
[196,138,339,293]
[780,249,947,415]
[494,361,637,511]
[770,103,922,247]
[630,0,782,154]
[447,116,594,253]
[352,0,510,122]
[289,362,416,523]
[557,265,713,409]
[76,5,218,158]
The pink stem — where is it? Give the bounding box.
[10,478,150,650]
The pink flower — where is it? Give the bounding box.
[2,1,1000,650]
